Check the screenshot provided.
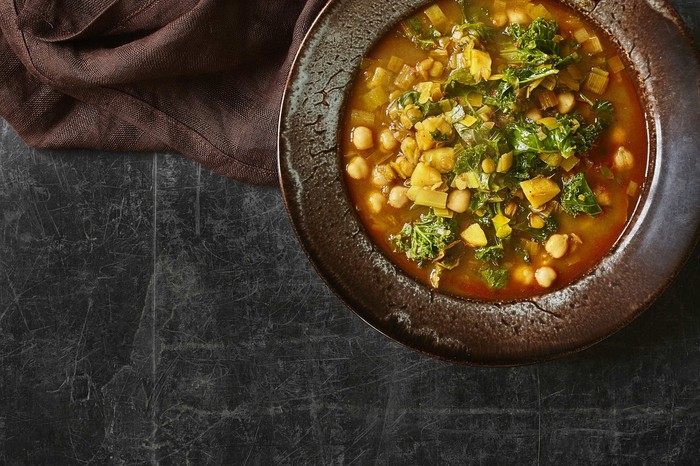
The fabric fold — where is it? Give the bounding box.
[0,0,327,185]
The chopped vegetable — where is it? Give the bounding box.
[391,209,458,265]
[561,173,602,217]
[480,267,509,289]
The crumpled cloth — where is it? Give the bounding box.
[0,0,327,185]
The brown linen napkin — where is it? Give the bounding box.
[0,0,327,185]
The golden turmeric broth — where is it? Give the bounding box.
[342,0,648,300]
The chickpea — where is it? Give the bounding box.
[379,129,398,152]
[545,234,569,259]
[352,126,374,151]
[417,57,435,73]
[525,108,542,122]
[400,114,414,129]
[446,189,471,213]
[388,186,410,209]
[429,61,445,78]
[406,107,423,122]
[346,156,369,180]
[613,146,634,171]
[371,165,393,187]
[393,156,416,179]
[594,185,612,206]
[367,192,385,213]
[512,265,535,286]
[481,158,496,174]
[529,214,546,229]
[557,92,576,114]
[535,266,558,288]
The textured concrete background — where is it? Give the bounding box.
[1,1,699,464]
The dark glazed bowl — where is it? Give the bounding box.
[278,0,700,365]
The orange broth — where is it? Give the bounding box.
[342,0,648,300]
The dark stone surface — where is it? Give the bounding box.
[1,2,699,464]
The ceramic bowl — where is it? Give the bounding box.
[278,0,700,365]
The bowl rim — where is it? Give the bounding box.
[278,0,700,366]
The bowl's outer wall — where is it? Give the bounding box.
[279,0,700,365]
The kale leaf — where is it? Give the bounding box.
[506,18,578,68]
[474,243,505,265]
[513,215,558,242]
[506,115,607,158]
[480,267,509,289]
[503,152,553,187]
[401,17,440,50]
[484,65,559,113]
[390,209,458,266]
[388,90,443,119]
[453,143,488,174]
[507,18,560,64]
[561,172,602,217]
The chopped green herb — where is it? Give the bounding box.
[561,172,602,217]
[390,209,458,266]
[474,243,505,265]
[480,267,509,289]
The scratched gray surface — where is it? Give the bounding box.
[1,1,700,465]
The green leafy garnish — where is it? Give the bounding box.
[506,18,579,68]
[561,173,602,217]
[506,114,608,158]
[390,209,458,266]
[480,267,509,289]
[474,243,505,265]
[401,17,440,50]
[513,215,558,242]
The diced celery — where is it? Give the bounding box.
[608,55,625,74]
[527,3,553,20]
[361,87,389,110]
[464,172,480,189]
[541,76,557,91]
[424,5,449,33]
[539,153,563,167]
[558,70,580,91]
[461,115,479,127]
[434,207,453,218]
[350,109,375,127]
[467,92,484,107]
[584,68,610,94]
[415,189,448,209]
[537,90,559,110]
[387,56,404,73]
[406,185,423,201]
[394,64,417,90]
[573,28,590,44]
[583,36,603,54]
[367,66,393,89]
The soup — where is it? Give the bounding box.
[342,0,648,300]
